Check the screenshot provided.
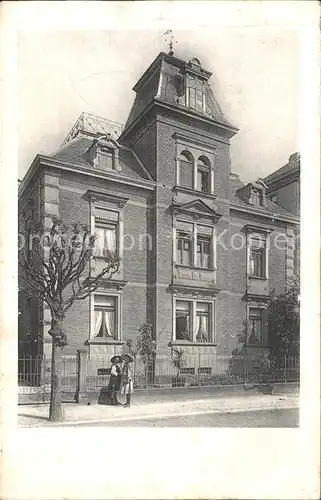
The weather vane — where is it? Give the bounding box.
[164,29,177,56]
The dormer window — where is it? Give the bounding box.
[185,75,206,114]
[97,148,113,170]
[87,134,121,172]
[237,179,266,207]
[251,187,263,207]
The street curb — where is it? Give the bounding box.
[19,403,299,427]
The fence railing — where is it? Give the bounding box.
[18,353,300,403]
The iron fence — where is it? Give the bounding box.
[18,354,77,403]
[18,353,300,403]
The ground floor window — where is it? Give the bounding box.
[93,295,118,340]
[175,301,192,340]
[175,299,214,343]
[196,302,210,342]
[248,307,265,344]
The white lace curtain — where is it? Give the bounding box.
[196,314,209,342]
[94,309,114,337]
[95,227,116,257]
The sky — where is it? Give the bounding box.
[18,28,299,182]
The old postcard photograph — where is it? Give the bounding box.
[1,1,320,499]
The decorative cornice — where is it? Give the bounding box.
[229,202,300,225]
[170,282,221,297]
[172,132,217,154]
[242,293,272,303]
[121,98,238,142]
[18,155,156,200]
[172,199,221,224]
[243,224,273,235]
[96,278,128,291]
[154,99,238,137]
[85,189,129,208]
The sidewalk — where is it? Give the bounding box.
[18,386,299,427]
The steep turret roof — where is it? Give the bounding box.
[122,52,238,137]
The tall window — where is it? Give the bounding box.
[248,307,265,344]
[174,299,214,343]
[94,208,119,258]
[196,302,211,342]
[177,149,213,194]
[177,231,192,266]
[179,151,193,189]
[186,75,206,113]
[176,222,213,269]
[249,234,266,278]
[175,301,192,341]
[196,236,211,268]
[94,295,117,339]
[197,157,210,193]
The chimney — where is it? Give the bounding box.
[288,152,300,165]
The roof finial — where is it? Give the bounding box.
[164,29,177,56]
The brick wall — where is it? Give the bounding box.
[52,168,153,355]
[19,104,296,367]
[18,173,43,356]
[270,180,300,217]
[131,119,157,180]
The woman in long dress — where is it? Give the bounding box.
[120,354,134,407]
[107,355,122,406]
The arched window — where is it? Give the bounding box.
[179,151,193,189]
[197,156,211,193]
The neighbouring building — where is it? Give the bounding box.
[18,50,299,379]
[264,152,300,217]
[264,153,300,275]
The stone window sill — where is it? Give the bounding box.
[248,275,268,281]
[173,185,217,200]
[245,343,269,348]
[169,341,217,347]
[93,256,121,261]
[86,338,124,346]
[175,264,216,272]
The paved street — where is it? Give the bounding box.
[18,386,300,428]
[57,407,299,427]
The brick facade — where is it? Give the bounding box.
[18,51,299,375]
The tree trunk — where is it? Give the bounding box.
[49,318,65,421]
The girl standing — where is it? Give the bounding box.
[107,355,122,406]
[120,353,134,407]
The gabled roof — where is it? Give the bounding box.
[229,175,298,221]
[50,136,152,181]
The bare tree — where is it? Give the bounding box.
[18,217,119,421]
